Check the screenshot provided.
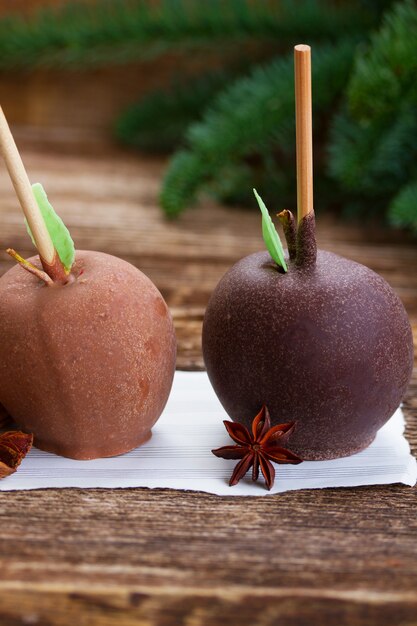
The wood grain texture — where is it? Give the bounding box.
[0,136,416,626]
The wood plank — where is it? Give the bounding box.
[0,586,416,626]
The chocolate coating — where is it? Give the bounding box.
[0,251,176,459]
[202,249,413,460]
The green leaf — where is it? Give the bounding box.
[26,183,75,273]
[253,188,287,272]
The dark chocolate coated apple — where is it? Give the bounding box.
[203,213,413,460]
[0,250,176,460]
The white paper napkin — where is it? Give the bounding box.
[1,371,416,495]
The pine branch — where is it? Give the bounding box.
[160,40,356,216]
[328,104,417,195]
[389,180,417,233]
[160,151,208,216]
[348,0,417,120]
[0,0,376,69]
[328,1,417,233]
[115,68,242,152]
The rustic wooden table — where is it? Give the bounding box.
[0,138,416,626]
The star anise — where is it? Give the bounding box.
[212,406,302,490]
[0,431,33,479]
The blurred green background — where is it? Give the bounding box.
[0,0,416,232]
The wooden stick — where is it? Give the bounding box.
[294,44,313,223]
[0,106,55,265]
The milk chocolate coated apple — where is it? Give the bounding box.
[0,251,176,459]
[203,213,413,460]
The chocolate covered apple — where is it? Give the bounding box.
[203,46,413,461]
[0,107,176,460]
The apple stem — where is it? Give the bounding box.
[6,248,54,286]
[277,210,297,261]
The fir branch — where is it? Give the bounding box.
[210,158,294,207]
[160,150,207,216]
[160,40,356,216]
[328,104,417,195]
[115,68,241,152]
[329,1,417,232]
[348,0,417,120]
[389,180,417,233]
[0,0,376,70]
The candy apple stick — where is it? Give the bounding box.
[294,44,313,223]
[0,106,66,282]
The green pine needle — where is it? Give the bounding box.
[328,104,417,195]
[348,0,417,120]
[115,68,240,152]
[329,0,417,231]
